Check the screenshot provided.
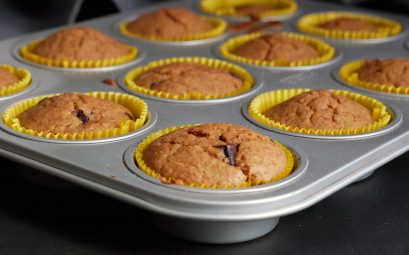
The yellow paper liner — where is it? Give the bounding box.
[0,64,32,97]
[124,57,255,100]
[200,0,297,18]
[219,32,336,67]
[297,11,402,40]
[249,89,391,136]
[119,17,227,42]
[135,124,295,188]
[2,92,148,140]
[20,40,138,69]
[339,60,409,95]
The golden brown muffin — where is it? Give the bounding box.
[234,4,274,16]
[357,59,409,87]
[135,62,243,95]
[143,123,288,187]
[264,90,374,130]
[232,33,319,61]
[18,93,133,134]
[0,68,19,87]
[319,17,377,32]
[32,27,129,61]
[126,7,213,38]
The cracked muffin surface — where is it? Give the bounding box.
[318,17,377,32]
[357,59,409,87]
[232,33,319,61]
[18,93,133,134]
[32,27,130,61]
[142,123,288,187]
[135,62,243,95]
[264,90,374,130]
[0,68,19,87]
[126,7,213,38]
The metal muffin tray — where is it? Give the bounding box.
[1,0,409,244]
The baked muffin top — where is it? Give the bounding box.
[142,123,288,187]
[357,59,409,87]
[234,4,274,16]
[232,33,319,61]
[18,93,133,134]
[264,90,374,130]
[0,68,19,87]
[319,17,377,32]
[32,27,130,61]
[135,62,243,95]
[126,7,213,38]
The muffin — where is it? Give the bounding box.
[18,93,134,134]
[141,123,289,187]
[31,27,130,61]
[319,17,377,32]
[357,59,409,88]
[232,33,319,61]
[126,8,213,38]
[135,62,243,95]
[264,90,374,130]
[234,4,275,16]
[0,68,19,87]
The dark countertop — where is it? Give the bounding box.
[1,151,409,255]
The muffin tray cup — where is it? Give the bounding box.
[1,0,409,244]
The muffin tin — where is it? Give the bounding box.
[1,0,409,244]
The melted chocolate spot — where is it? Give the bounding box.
[214,144,238,166]
[76,110,89,124]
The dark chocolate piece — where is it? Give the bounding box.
[76,110,89,124]
[214,144,238,166]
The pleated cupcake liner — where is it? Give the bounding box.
[119,17,227,42]
[339,60,409,95]
[124,57,255,100]
[20,40,138,68]
[2,91,148,140]
[200,0,297,18]
[297,11,402,40]
[135,124,295,188]
[219,32,336,67]
[249,88,391,136]
[0,64,32,97]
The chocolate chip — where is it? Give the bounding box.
[125,112,133,120]
[76,110,89,124]
[102,78,118,87]
[214,144,238,166]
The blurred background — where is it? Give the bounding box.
[1,0,408,40]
